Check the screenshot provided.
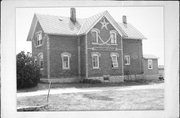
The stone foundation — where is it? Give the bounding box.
[124,74,159,81]
[144,74,159,80]
[41,77,81,83]
[124,74,144,81]
[88,75,124,83]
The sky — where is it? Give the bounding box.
[16,7,164,65]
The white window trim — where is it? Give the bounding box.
[35,31,43,47]
[38,53,44,70]
[110,30,117,45]
[91,28,100,44]
[61,52,71,70]
[125,55,130,65]
[148,59,153,69]
[91,52,100,69]
[110,52,119,68]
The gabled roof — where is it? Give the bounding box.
[143,54,158,59]
[27,10,146,41]
[118,23,146,40]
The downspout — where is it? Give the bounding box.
[85,34,88,79]
[121,36,124,77]
[77,36,81,79]
[46,35,50,81]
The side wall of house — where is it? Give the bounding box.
[123,39,143,75]
[86,17,123,78]
[79,35,86,78]
[143,59,158,75]
[48,35,79,78]
[31,21,48,78]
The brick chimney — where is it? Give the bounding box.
[70,8,76,23]
[123,15,127,24]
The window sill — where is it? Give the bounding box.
[92,67,100,70]
[111,44,118,45]
[125,64,130,66]
[92,42,99,45]
[35,44,43,48]
[63,68,70,70]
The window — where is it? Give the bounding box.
[91,28,100,44]
[92,52,100,69]
[110,31,117,44]
[124,55,130,65]
[38,53,43,70]
[35,31,43,47]
[111,53,119,68]
[61,52,71,70]
[148,59,153,69]
[34,56,38,64]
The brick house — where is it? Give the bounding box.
[142,54,159,80]
[27,8,146,83]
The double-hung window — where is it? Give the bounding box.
[124,55,130,65]
[148,59,153,69]
[91,28,100,44]
[35,31,43,47]
[61,52,71,70]
[38,53,44,70]
[92,53,100,69]
[111,53,119,68]
[110,30,117,44]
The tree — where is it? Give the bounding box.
[17,51,40,89]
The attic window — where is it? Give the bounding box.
[35,31,43,47]
[110,30,117,44]
[91,28,100,44]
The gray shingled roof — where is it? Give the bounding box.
[36,14,85,35]
[27,10,146,41]
[118,23,146,39]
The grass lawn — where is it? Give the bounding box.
[17,87,164,111]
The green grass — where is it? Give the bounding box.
[17,88,164,111]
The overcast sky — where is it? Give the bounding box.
[16,7,164,65]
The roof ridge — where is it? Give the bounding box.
[35,13,85,20]
[77,10,107,35]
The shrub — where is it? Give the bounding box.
[17,51,41,89]
[80,79,101,84]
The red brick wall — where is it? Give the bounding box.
[31,21,48,77]
[123,39,143,75]
[86,17,123,77]
[143,59,158,75]
[79,35,86,77]
[48,35,79,78]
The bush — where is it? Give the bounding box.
[80,79,101,84]
[17,51,41,89]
